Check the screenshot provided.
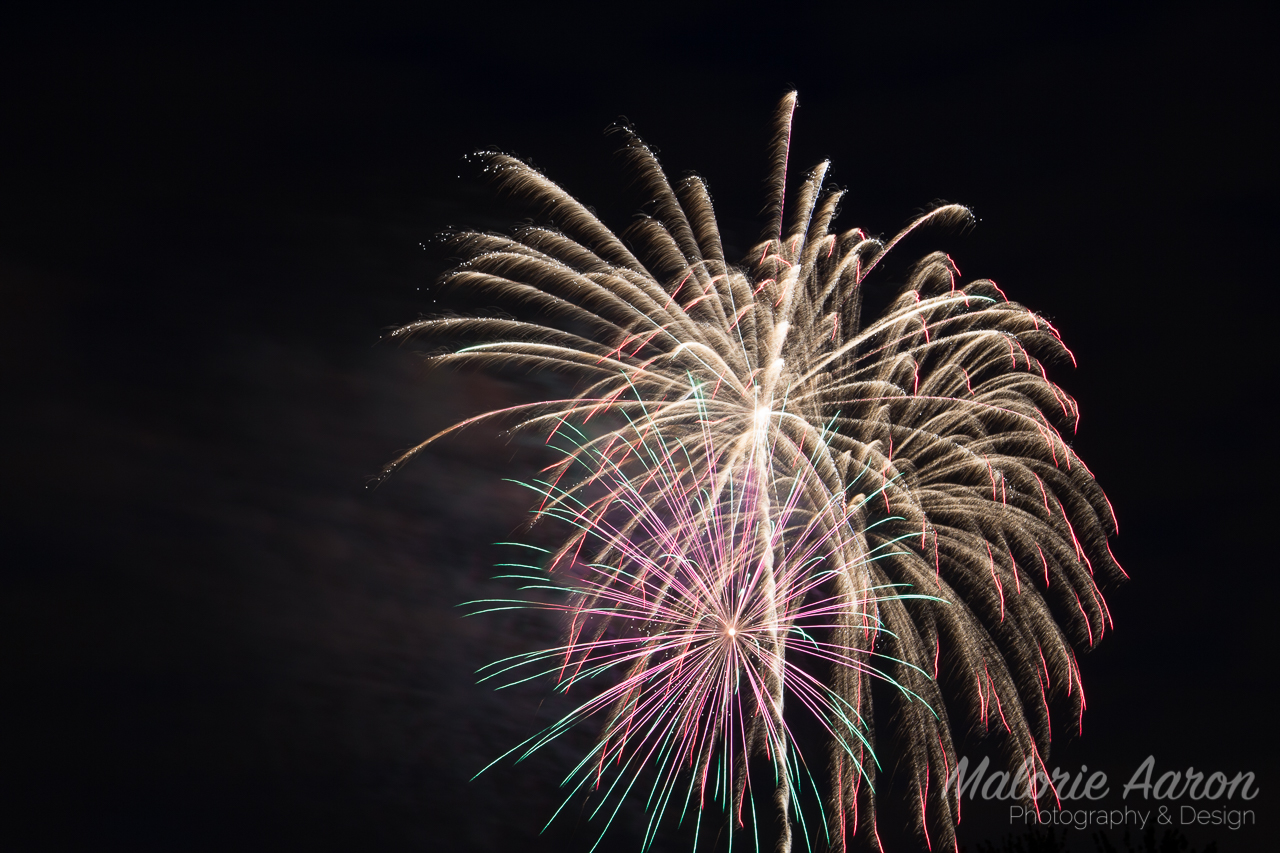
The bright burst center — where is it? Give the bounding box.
[725,625,737,638]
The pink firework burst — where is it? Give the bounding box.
[470,403,924,852]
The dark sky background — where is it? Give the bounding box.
[3,3,1276,851]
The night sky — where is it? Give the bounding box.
[3,4,1276,851]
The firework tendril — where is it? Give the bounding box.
[384,93,1123,852]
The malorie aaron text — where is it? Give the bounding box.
[945,755,1259,803]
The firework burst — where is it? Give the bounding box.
[385,93,1123,851]
[471,404,926,852]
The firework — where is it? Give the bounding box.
[385,93,1123,851]
[471,405,917,852]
